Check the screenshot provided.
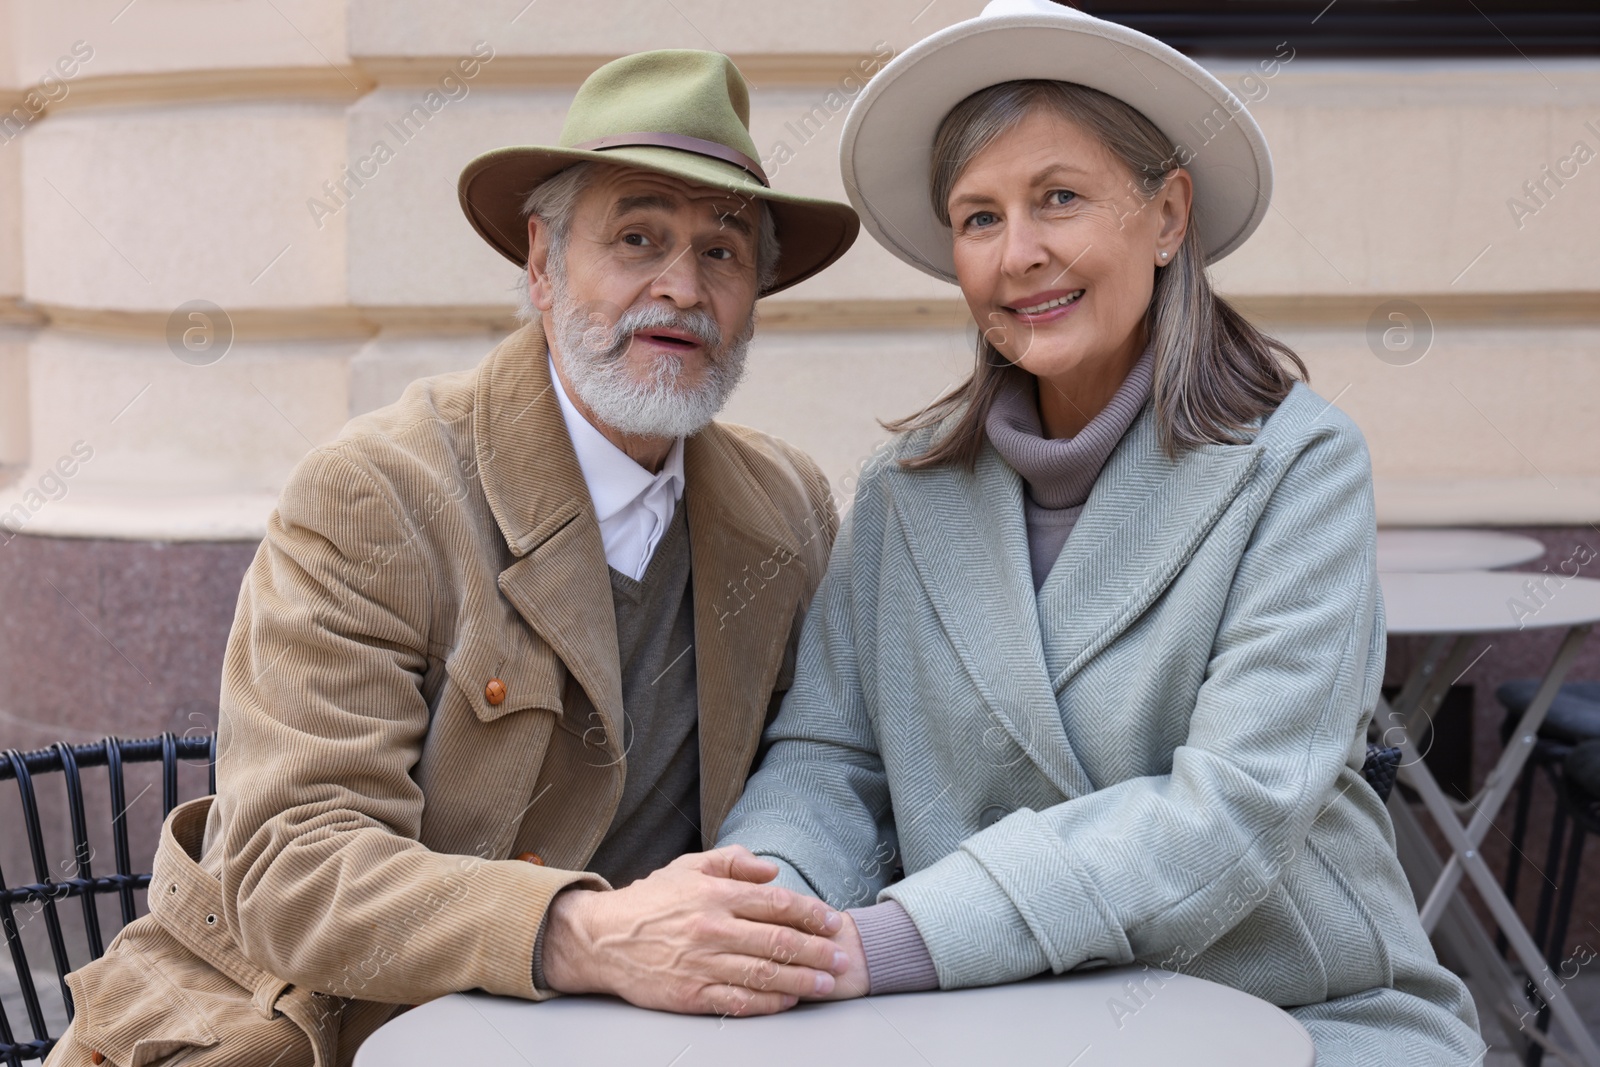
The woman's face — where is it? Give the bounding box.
[947,107,1191,386]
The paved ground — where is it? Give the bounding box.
[1478,970,1600,1066]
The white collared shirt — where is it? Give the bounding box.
[549,354,685,581]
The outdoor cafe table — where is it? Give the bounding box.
[1377,570,1600,1067]
[1376,528,1545,573]
[354,967,1315,1066]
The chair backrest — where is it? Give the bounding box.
[0,733,215,1065]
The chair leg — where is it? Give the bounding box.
[1521,790,1572,1067]
[1523,819,1588,1067]
[1500,759,1541,957]
[1530,787,1569,957]
[1546,821,1587,986]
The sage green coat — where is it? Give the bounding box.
[719,384,1484,1065]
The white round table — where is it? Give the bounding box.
[1376,528,1544,573]
[355,968,1315,1067]
[1379,570,1600,634]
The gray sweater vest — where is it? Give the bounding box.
[583,497,702,888]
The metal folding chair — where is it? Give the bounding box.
[0,733,215,1066]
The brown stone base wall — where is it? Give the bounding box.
[0,533,259,753]
[0,532,255,1018]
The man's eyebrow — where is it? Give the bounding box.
[716,208,753,236]
[610,193,680,218]
[609,193,754,237]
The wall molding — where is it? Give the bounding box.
[363,52,885,88]
[23,55,1599,118]
[1231,291,1600,327]
[30,51,891,116]
[0,298,46,328]
[41,304,377,342]
[763,292,1600,330]
[22,292,1600,342]
[41,66,374,115]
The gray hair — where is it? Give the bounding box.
[892,80,1307,466]
[515,161,781,322]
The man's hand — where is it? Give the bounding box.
[540,845,855,1016]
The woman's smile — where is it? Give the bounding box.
[1003,287,1085,324]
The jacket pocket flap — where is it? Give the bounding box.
[68,927,220,1066]
[443,626,564,722]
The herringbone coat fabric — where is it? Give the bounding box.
[45,323,837,1067]
[719,383,1485,1065]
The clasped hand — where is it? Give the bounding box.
[541,845,868,1015]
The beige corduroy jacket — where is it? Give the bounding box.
[47,323,838,1067]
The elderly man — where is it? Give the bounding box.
[47,50,860,1067]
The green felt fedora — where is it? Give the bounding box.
[458,49,860,296]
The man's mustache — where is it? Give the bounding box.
[580,301,724,358]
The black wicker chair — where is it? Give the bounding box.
[1,733,215,1066]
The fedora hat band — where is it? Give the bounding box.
[569,131,769,187]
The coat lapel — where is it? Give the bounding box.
[685,427,808,844]
[887,446,1096,799]
[1035,406,1262,692]
[474,325,626,760]
[888,401,1263,798]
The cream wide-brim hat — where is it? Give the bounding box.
[838,0,1273,283]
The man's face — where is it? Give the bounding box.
[528,165,763,439]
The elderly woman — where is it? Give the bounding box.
[716,2,1485,1063]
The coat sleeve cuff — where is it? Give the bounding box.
[504,866,608,1001]
[849,901,938,995]
[529,880,608,996]
[531,911,551,991]
[882,839,1056,989]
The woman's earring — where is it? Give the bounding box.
[1159,250,1169,261]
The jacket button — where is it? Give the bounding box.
[485,678,507,706]
[516,852,544,866]
[979,805,1009,829]
[90,1054,105,1065]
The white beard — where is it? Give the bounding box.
[547,274,753,439]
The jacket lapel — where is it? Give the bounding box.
[887,446,1096,799]
[1035,406,1262,692]
[473,324,810,830]
[474,325,626,760]
[685,427,808,844]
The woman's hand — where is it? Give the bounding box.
[801,910,870,1001]
[541,845,853,1016]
